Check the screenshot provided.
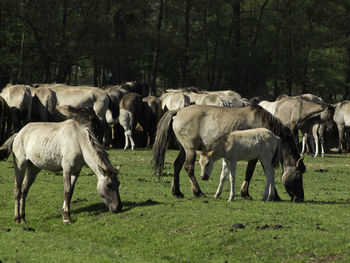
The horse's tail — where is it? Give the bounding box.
[0,133,17,160]
[152,110,178,176]
[271,137,283,169]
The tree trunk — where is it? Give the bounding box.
[17,24,25,83]
[151,0,164,95]
[239,0,270,92]
[182,0,191,87]
[56,0,68,83]
[343,47,350,100]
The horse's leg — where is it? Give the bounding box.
[240,158,258,200]
[261,160,275,201]
[62,166,77,224]
[337,124,345,153]
[13,157,26,223]
[172,146,186,198]
[20,163,40,223]
[312,124,319,157]
[214,159,229,199]
[319,124,325,157]
[128,133,136,150]
[228,160,237,202]
[301,132,307,156]
[184,149,205,197]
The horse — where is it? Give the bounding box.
[259,95,334,157]
[198,128,282,201]
[0,96,10,143]
[0,84,32,134]
[141,95,162,149]
[46,84,113,144]
[103,82,149,148]
[29,84,57,122]
[196,94,249,108]
[52,105,104,142]
[0,119,122,224]
[119,92,143,150]
[333,101,350,153]
[159,91,191,111]
[152,104,305,202]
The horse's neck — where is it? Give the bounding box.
[79,135,108,178]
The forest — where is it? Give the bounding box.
[0,0,350,101]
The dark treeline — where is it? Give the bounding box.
[0,0,350,101]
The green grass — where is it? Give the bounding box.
[1,149,350,262]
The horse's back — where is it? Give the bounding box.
[334,101,350,126]
[172,105,256,150]
[13,120,84,171]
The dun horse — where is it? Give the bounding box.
[152,104,306,202]
[198,128,282,202]
[0,119,122,224]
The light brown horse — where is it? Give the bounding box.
[198,128,282,201]
[0,119,122,224]
[152,104,306,202]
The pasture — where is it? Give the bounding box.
[1,149,350,262]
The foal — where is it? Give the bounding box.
[198,128,282,201]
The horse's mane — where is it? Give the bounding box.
[86,128,114,172]
[251,104,301,165]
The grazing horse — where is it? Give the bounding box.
[0,84,32,134]
[152,104,305,202]
[198,128,282,201]
[0,119,122,224]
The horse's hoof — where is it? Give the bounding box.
[20,218,26,224]
[62,220,71,225]
[14,218,20,224]
[172,191,184,198]
[241,194,253,201]
[194,191,206,198]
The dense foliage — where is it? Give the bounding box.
[1,0,350,100]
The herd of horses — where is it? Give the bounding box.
[1,82,350,224]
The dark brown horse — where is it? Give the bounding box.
[152,104,306,202]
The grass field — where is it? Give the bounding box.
[1,148,350,262]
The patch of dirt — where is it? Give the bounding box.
[256,224,283,230]
[230,223,245,232]
[308,253,340,262]
[23,227,35,232]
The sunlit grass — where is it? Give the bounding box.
[1,149,350,262]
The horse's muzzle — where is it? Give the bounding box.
[109,203,123,213]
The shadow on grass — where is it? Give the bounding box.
[72,199,162,215]
[43,199,162,221]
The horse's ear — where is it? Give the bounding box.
[116,164,122,170]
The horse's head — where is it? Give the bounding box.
[198,152,214,181]
[282,157,305,202]
[97,165,122,213]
